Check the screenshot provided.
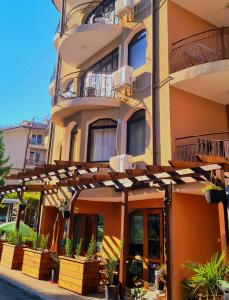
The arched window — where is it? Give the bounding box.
[127,109,146,156]
[87,119,117,162]
[69,124,78,161]
[128,30,147,70]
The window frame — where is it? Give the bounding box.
[128,29,147,70]
[69,124,78,161]
[127,109,146,156]
[87,118,117,162]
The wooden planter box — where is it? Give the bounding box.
[58,256,100,295]
[0,241,3,261]
[1,243,25,270]
[22,248,56,280]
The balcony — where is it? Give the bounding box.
[170,27,229,104]
[49,67,56,97]
[58,1,122,67]
[175,131,229,162]
[51,71,121,126]
[26,159,46,167]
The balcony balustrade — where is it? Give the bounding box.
[26,159,46,166]
[175,132,229,162]
[171,27,229,73]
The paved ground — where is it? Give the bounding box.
[0,278,40,300]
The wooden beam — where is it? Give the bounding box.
[119,188,128,298]
[36,192,44,234]
[197,154,229,164]
[169,160,210,168]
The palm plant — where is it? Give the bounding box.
[183,252,229,299]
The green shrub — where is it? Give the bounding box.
[106,258,117,286]
[75,238,83,257]
[39,234,49,252]
[65,238,73,258]
[6,230,23,246]
[32,233,39,250]
[86,235,96,261]
[182,252,229,299]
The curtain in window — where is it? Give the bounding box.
[90,127,116,161]
[128,30,147,70]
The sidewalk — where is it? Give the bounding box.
[0,265,103,300]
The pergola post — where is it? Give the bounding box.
[119,188,128,299]
[15,190,24,230]
[67,190,81,239]
[163,184,172,300]
[36,191,44,234]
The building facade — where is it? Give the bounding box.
[42,0,228,299]
[1,120,49,174]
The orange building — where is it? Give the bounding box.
[41,0,229,299]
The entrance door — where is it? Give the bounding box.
[128,209,163,285]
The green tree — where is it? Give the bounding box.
[0,131,11,186]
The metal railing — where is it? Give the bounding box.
[26,159,46,166]
[170,27,229,73]
[53,71,116,105]
[64,1,118,33]
[175,131,229,161]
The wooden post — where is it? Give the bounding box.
[119,188,128,299]
[163,184,172,300]
[67,190,81,239]
[36,191,44,234]
[15,190,24,230]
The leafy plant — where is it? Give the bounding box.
[32,232,39,250]
[39,234,49,252]
[130,288,147,300]
[86,235,96,260]
[106,258,117,286]
[75,238,83,257]
[65,238,73,257]
[202,184,223,193]
[6,230,23,246]
[182,252,229,299]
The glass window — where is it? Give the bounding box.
[87,119,117,162]
[69,125,78,161]
[129,213,143,256]
[148,214,160,259]
[96,214,104,253]
[37,135,42,145]
[128,30,147,70]
[127,109,146,156]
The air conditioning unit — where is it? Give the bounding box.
[110,154,133,172]
[112,66,135,92]
[115,0,134,19]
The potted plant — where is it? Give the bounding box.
[203,185,225,204]
[1,230,26,270]
[58,235,100,295]
[153,264,166,294]
[182,252,229,300]
[22,233,55,279]
[104,257,119,300]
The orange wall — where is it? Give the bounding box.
[170,87,229,157]
[168,1,216,47]
[170,193,222,300]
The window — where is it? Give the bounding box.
[29,151,40,163]
[69,125,78,161]
[129,213,143,256]
[127,109,146,156]
[85,0,117,25]
[128,30,147,70]
[81,48,119,98]
[96,214,104,253]
[87,119,117,162]
[31,134,43,145]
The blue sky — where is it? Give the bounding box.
[0,1,59,126]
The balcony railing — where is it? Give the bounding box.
[29,138,44,146]
[175,131,229,162]
[64,1,118,33]
[53,71,116,105]
[26,159,45,166]
[171,27,229,73]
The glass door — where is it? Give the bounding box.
[128,209,163,285]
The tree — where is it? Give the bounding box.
[0,131,11,186]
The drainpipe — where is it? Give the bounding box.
[23,124,32,171]
[152,0,160,165]
[47,0,66,163]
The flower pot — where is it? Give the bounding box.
[204,189,225,204]
[58,256,100,295]
[1,243,26,270]
[105,285,119,300]
[22,249,56,280]
[155,270,165,294]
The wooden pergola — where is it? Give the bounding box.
[1,158,229,300]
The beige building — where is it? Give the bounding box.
[1,120,49,174]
